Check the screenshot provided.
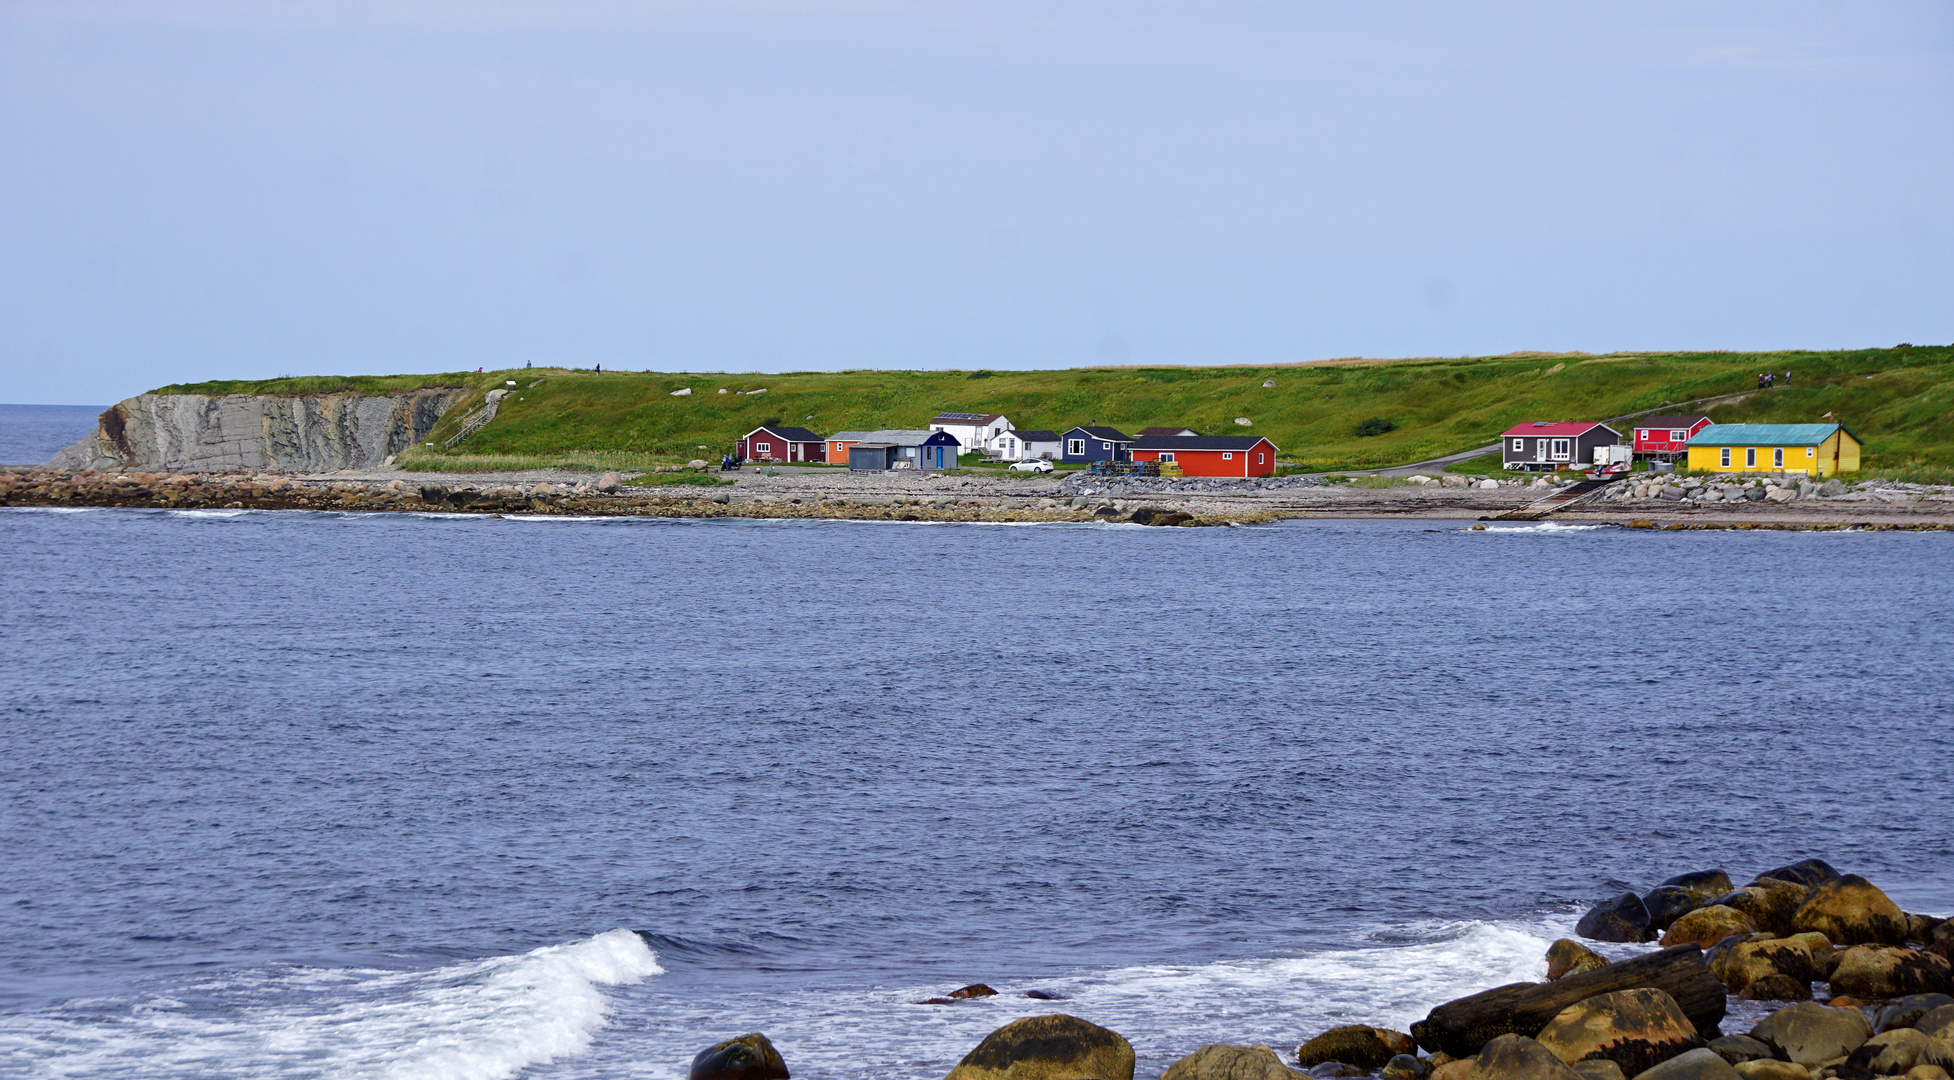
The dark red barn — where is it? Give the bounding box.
[737,425,826,463]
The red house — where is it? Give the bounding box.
[1631,415,1712,458]
[737,425,826,463]
[1128,435,1279,478]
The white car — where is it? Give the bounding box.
[1007,459,1055,473]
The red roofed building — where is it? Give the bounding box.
[1500,421,1621,471]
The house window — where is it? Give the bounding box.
[1671,430,1685,442]
[1720,448,1731,468]
[1257,452,1265,464]
[1160,452,1175,462]
[756,442,771,455]
[1512,438,1524,452]
[1099,442,1110,450]
[1551,439,1570,460]
[1222,452,1233,460]
[1773,448,1784,468]
[1637,430,1647,440]
[1745,448,1757,467]
[1066,439,1085,456]
[1807,447,1815,457]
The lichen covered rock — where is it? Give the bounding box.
[943,1014,1135,1080]
[1159,1044,1305,1080]
[1535,988,1706,1076]
[1295,1026,1416,1070]
[1790,875,1908,946]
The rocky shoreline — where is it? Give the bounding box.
[687,862,1950,1080]
[6,467,1954,529]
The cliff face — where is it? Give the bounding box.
[47,389,470,472]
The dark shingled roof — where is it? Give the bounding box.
[747,425,824,442]
[1633,415,1710,430]
[1007,430,1060,441]
[1129,435,1276,452]
[1067,426,1133,441]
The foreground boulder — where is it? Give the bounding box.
[1749,1001,1872,1066]
[1828,945,1953,998]
[1295,1027,1416,1070]
[943,1015,1135,1080]
[1534,988,1705,1076]
[1549,939,1612,981]
[690,1033,790,1080]
[1414,946,1726,1058]
[1628,1047,1741,1079]
[1662,907,1758,951]
[1876,994,1954,1033]
[1790,875,1908,946]
[1159,1044,1303,1080]
[1708,938,1813,1000]
[1431,1034,1580,1079]
[1918,1003,1954,1040]
[1837,1028,1936,1076]
[1580,894,1656,943]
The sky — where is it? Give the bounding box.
[2,1,1951,405]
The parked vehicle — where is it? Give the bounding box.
[1586,444,1633,478]
[1008,459,1055,473]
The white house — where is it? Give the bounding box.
[992,429,1062,461]
[928,412,1012,457]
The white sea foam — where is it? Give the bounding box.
[594,917,1584,1080]
[0,929,662,1080]
[1475,522,1609,534]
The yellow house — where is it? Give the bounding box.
[1686,423,1861,476]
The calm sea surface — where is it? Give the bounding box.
[2,509,1950,1079]
[0,404,104,466]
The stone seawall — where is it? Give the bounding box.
[46,389,470,472]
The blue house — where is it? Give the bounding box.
[1059,426,1134,464]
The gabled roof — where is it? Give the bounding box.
[931,412,1005,424]
[1064,426,1133,441]
[844,428,959,447]
[1006,430,1061,442]
[825,431,878,443]
[1686,423,1858,447]
[1631,415,1710,431]
[1130,435,1276,452]
[745,425,824,442]
[1499,421,1618,438]
[1138,426,1200,437]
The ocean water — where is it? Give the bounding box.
[0,404,104,466]
[1,510,1950,1079]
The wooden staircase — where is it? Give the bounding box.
[443,391,505,449]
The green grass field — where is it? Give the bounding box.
[157,345,1954,473]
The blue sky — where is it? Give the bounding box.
[2,1,1950,404]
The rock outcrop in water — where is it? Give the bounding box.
[46,390,469,472]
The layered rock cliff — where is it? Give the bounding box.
[47,389,470,472]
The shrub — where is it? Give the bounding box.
[1353,417,1396,437]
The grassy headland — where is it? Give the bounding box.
[149,345,1954,472]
